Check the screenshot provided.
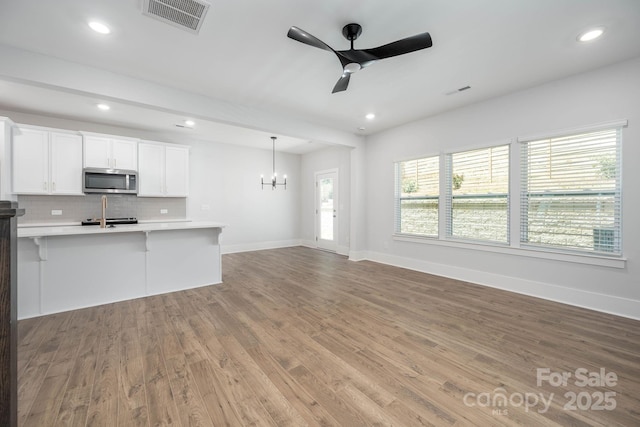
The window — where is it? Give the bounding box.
[520,128,621,254]
[445,145,510,243]
[395,155,439,237]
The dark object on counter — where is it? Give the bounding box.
[1,201,25,427]
[81,217,138,226]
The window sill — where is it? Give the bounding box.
[392,234,626,269]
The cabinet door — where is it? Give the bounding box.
[83,136,111,168]
[12,128,49,194]
[50,133,83,195]
[111,139,138,171]
[165,146,189,197]
[138,143,164,196]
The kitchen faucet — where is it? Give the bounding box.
[100,195,107,228]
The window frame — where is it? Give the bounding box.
[519,125,623,256]
[391,120,627,269]
[444,143,511,245]
[394,153,440,238]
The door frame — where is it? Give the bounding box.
[314,168,339,252]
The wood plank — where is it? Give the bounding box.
[85,304,121,426]
[17,312,73,424]
[189,359,244,426]
[21,309,91,427]
[216,332,308,427]
[164,354,213,427]
[137,306,182,426]
[53,307,105,426]
[117,326,148,426]
[244,344,342,427]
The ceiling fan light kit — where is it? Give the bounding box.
[287,22,433,93]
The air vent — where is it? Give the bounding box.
[445,85,471,96]
[142,0,210,34]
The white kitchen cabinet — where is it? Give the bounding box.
[83,133,138,170]
[138,141,189,197]
[50,133,84,194]
[12,128,48,194]
[138,143,164,196]
[12,127,83,195]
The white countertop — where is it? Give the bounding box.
[18,221,226,238]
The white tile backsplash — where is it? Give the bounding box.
[18,195,186,224]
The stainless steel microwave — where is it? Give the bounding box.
[83,168,138,194]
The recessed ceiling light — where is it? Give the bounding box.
[578,28,604,42]
[184,120,195,126]
[88,21,111,35]
[365,113,376,120]
[96,103,110,111]
[358,127,366,131]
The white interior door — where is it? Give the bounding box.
[316,170,338,252]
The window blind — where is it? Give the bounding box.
[395,156,439,236]
[445,145,510,243]
[520,128,621,254]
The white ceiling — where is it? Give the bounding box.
[1,0,639,152]
[0,79,319,154]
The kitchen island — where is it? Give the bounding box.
[17,221,225,319]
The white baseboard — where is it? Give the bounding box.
[299,240,350,256]
[221,239,302,254]
[300,240,316,249]
[362,251,640,321]
[348,250,369,262]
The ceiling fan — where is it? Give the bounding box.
[287,23,433,93]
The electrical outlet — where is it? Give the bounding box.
[51,209,62,216]
[160,209,168,214]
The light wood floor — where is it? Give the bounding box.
[17,247,640,426]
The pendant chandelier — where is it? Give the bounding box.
[261,136,287,190]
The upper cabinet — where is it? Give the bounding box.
[12,127,83,195]
[83,133,138,170]
[12,126,189,198]
[138,141,189,197]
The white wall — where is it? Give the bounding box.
[300,145,351,254]
[362,57,640,319]
[188,140,301,253]
[1,109,302,252]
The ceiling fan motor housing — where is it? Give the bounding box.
[342,23,362,41]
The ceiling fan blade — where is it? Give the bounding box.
[287,26,334,52]
[364,32,432,60]
[332,73,351,93]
